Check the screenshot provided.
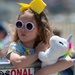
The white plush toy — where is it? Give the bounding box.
[38,34,72,75]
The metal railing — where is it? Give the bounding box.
[0,59,75,75]
[0,61,41,75]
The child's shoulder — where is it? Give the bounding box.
[9,41,24,50]
[10,42,16,45]
[9,42,19,46]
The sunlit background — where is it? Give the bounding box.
[0,0,75,49]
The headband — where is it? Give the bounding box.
[18,0,47,14]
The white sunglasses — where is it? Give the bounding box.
[16,20,35,31]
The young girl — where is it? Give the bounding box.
[6,0,74,75]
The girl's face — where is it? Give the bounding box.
[17,10,39,44]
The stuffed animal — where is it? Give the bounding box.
[38,34,72,75]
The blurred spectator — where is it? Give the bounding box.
[0,22,7,48]
[0,24,7,40]
[0,22,12,62]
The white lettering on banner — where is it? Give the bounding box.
[0,68,34,75]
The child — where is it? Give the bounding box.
[6,0,74,75]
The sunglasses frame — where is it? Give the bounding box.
[16,20,35,31]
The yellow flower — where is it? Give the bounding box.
[26,48,31,55]
[9,48,13,52]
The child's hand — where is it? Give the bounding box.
[35,41,49,53]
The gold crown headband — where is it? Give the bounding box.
[18,0,47,14]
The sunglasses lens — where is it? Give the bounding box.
[16,21,22,28]
[26,23,33,30]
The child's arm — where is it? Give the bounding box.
[9,41,48,68]
[35,56,74,75]
[10,52,38,68]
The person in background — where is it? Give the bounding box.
[6,0,74,75]
[0,22,12,62]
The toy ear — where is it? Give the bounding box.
[67,34,72,43]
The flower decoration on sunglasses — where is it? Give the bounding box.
[18,0,47,14]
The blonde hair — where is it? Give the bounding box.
[13,9,53,48]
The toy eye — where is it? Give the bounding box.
[59,41,64,45]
